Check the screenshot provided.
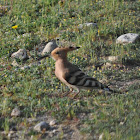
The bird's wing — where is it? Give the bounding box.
[63,67,104,89]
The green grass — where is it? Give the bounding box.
[0,0,140,139]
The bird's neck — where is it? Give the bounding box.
[57,56,68,63]
[55,57,70,68]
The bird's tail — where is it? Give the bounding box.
[102,84,123,94]
[103,87,114,92]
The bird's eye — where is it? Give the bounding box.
[56,51,60,54]
[69,46,73,49]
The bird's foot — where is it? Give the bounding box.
[71,93,81,99]
[67,93,80,99]
[67,94,74,99]
[61,88,73,97]
[72,93,78,99]
[61,91,72,97]
[61,92,69,97]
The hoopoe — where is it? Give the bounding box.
[51,46,114,98]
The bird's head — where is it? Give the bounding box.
[51,46,80,61]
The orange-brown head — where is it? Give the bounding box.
[51,46,80,61]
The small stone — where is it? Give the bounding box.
[78,22,97,29]
[14,68,20,71]
[107,56,119,62]
[24,65,30,69]
[1,131,7,135]
[29,61,42,67]
[11,107,21,117]
[120,122,124,125]
[99,133,104,140]
[16,33,30,39]
[11,60,19,67]
[20,65,30,70]
[52,129,56,133]
[31,135,36,140]
[49,120,57,126]
[103,62,112,69]
[42,41,58,55]
[110,132,115,136]
[30,135,34,140]
[8,131,17,139]
[11,49,28,60]
[116,33,139,44]
[22,33,30,37]
[34,121,50,132]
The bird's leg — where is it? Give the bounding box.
[72,88,80,99]
[62,87,73,97]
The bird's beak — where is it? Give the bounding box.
[75,46,81,49]
[36,54,50,60]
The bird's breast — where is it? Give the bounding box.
[55,62,66,79]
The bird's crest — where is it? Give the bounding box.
[51,46,81,60]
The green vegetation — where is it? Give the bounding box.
[0,0,140,139]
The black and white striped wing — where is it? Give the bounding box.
[65,69,104,89]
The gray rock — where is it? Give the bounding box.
[11,60,19,66]
[20,65,30,70]
[52,129,56,133]
[8,131,18,139]
[99,133,104,140]
[22,33,30,37]
[103,62,112,69]
[34,121,50,132]
[120,122,124,125]
[17,33,30,39]
[110,132,115,136]
[11,107,21,117]
[11,49,28,60]
[116,33,139,44]
[0,6,11,9]
[107,56,120,62]
[78,22,97,29]
[49,120,57,126]
[42,41,58,55]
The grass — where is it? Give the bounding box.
[0,0,140,139]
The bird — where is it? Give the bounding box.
[51,46,114,98]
